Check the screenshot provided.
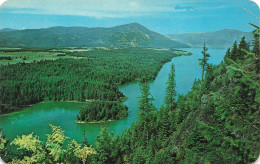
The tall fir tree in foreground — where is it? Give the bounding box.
[164,63,177,111]
[138,81,154,118]
[238,36,249,59]
[230,41,238,61]
[249,23,260,56]
[198,43,210,81]
[138,80,156,147]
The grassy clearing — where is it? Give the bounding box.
[0,47,190,65]
[0,48,88,65]
[0,51,60,65]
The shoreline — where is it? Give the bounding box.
[0,50,190,116]
[75,114,127,124]
[75,119,115,124]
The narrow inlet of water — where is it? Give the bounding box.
[0,47,226,144]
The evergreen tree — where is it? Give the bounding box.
[224,47,231,63]
[156,106,172,143]
[252,26,260,75]
[138,81,154,117]
[95,124,113,163]
[198,43,210,81]
[176,95,188,124]
[226,47,231,56]
[230,41,238,61]
[238,36,249,59]
[137,81,156,147]
[252,25,259,56]
[164,63,177,111]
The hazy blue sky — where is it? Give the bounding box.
[0,0,259,34]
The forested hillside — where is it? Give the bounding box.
[0,23,189,48]
[0,28,17,32]
[77,100,128,123]
[166,29,253,48]
[107,29,259,163]
[0,26,259,163]
[1,31,258,163]
[0,48,188,122]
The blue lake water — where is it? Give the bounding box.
[0,47,226,145]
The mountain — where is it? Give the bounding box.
[166,29,254,48]
[0,23,189,48]
[0,28,17,32]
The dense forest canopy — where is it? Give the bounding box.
[0,21,259,163]
[0,31,259,163]
[0,23,189,48]
[0,47,189,123]
[76,100,128,123]
[166,29,254,48]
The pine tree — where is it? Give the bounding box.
[198,43,210,81]
[95,123,113,163]
[138,81,154,117]
[238,36,249,59]
[224,47,231,63]
[176,95,188,124]
[138,81,155,147]
[252,26,260,75]
[156,106,170,143]
[230,41,238,61]
[164,63,177,111]
[252,26,260,56]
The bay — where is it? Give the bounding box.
[0,47,226,144]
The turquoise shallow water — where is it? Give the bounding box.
[0,47,226,145]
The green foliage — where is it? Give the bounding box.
[3,125,96,163]
[77,100,128,122]
[164,63,177,110]
[91,124,123,164]
[166,29,254,48]
[110,32,259,164]
[156,106,173,142]
[45,125,69,162]
[0,129,8,160]
[230,41,238,61]
[251,24,260,55]
[67,140,96,164]
[0,47,181,114]
[1,28,259,164]
[10,133,45,164]
[176,95,188,124]
[170,33,259,163]
[138,81,155,117]
[0,23,188,48]
[226,36,250,63]
[238,36,250,59]
[198,43,210,80]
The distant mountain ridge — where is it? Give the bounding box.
[0,23,189,48]
[0,28,17,32]
[166,29,254,48]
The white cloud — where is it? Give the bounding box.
[0,0,7,6]
[129,1,138,7]
[1,0,177,18]
[0,0,256,18]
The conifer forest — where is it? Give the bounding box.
[0,1,259,163]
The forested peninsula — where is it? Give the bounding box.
[0,47,190,122]
[1,31,259,163]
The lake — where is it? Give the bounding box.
[0,47,226,145]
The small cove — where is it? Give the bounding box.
[0,47,226,144]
